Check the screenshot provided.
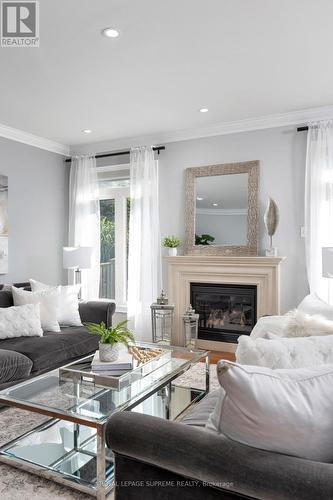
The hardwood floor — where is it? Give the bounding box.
[209,350,235,363]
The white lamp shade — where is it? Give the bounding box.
[63,246,93,270]
[322,247,333,278]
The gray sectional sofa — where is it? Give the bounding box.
[0,282,115,390]
[106,390,333,500]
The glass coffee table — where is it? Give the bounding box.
[0,344,209,499]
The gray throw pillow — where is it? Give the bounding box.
[0,349,33,383]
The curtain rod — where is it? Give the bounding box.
[65,146,165,163]
[297,126,308,132]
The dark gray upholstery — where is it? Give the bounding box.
[0,283,115,389]
[0,328,99,373]
[106,393,333,500]
[0,349,33,383]
[79,300,115,328]
[0,290,14,308]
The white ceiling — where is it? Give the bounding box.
[1,0,333,148]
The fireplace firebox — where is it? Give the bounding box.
[190,283,257,343]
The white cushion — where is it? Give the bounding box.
[250,309,333,340]
[12,286,60,333]
[0,303,42,339]
[285,309,333,337]
[250,315,289,339]
[298,293,333,320]
[29,279,82,327]
[236,334,333,368]
[207,361,333,462]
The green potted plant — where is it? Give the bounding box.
[162,235,182,256]
[85,320,135,362]
[195,233,215,245]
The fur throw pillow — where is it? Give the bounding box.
[285,309,333,337]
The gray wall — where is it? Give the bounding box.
[74,125,309,313]
[0,136,69,285]
[158,126,308,313]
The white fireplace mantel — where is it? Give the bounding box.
[165,255,285,351]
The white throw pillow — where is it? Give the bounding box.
[236,334,333,368]
[0,303,43,339]
[250,310,333,340]
[298,293,333,320]
[285,309,333,337]
[250,315,289,339]
[12,286,60,332]
[207,361,333,462]
[29,279,82,327]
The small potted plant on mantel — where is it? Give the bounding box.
[85,320,135,362]
[162,235,182,256]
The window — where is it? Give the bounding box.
[98,169,130,312]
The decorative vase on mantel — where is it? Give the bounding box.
[168,247,177,257]
[162,235,182,257]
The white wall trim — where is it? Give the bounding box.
[71,104,333,153]
[0,122,69,156]
[2,103,333,156]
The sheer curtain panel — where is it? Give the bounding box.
[127,146,162,341]
[68,155,100,300]
[305,120,333,302]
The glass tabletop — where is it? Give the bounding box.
[0,344,208,425]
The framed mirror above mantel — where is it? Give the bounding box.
[185,161,259,256]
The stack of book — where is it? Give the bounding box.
[91,350,133,375]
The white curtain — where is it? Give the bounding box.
[305,120,333,302]
[128,146,162,341]
[68,155,100,300]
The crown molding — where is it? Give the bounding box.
[71,104,333,153]
[0,123,69,156]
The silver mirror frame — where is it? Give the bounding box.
[185,161,259,256]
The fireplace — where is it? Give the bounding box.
[190,283,257,343]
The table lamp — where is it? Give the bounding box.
[63,246,93,297]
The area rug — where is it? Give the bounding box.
[0,363,218,499]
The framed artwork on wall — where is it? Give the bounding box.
[0,175,8,274]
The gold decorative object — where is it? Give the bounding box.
[128,346,163,365]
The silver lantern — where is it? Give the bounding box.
[151,290,175,344]
[182,305,199,348]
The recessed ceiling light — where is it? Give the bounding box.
[199,108,209,113]
[196,196,204,201]
[101,27,120,38]
[212,203,219,207]
[82,129,92,134]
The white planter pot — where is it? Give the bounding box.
[99,342,121,362]
[168,247,178,256]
